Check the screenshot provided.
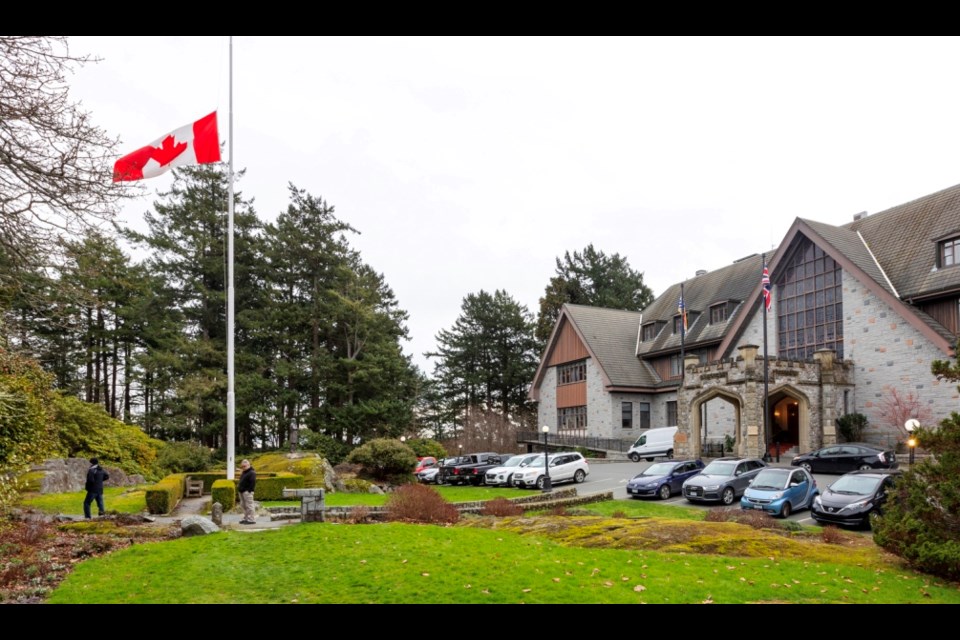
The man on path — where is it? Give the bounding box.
[238,459,257,525]
[83,457,109,519]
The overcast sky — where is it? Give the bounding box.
[67,36,960,374]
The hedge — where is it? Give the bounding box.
[145,474,186,514]
[211,479,235,511]
[143,471,305,514]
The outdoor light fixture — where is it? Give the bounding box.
[541,425,552,492]
[905,419,920,466]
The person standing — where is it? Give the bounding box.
[83,457,109,519]
[238,459,257,525]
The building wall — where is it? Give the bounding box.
[585,358,609,436]
[841,270,959,447]
[739,293,779,358]
[537,366,558,431]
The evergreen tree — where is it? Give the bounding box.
[535,244,653,345]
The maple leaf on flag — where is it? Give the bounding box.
[150,135,188,167]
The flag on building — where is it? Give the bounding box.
[678,289,687,332]
[113,111,221,182]
[762,263,772,312]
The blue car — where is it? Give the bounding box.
[626,459,705,500]
[741,467,818,518]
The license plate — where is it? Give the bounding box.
[752,504,765,510]
[689,488,701,496]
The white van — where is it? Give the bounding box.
[628,426,678,462]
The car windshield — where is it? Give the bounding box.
[750,468,790,490]
[526,456,550,468]
[502,456,527,467]
[702,461,737,476]
[641,463,677,476]
[830,475,883,496]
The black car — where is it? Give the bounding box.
[811,469,901,528]
[791,443,897,474]
[626,459,705,500]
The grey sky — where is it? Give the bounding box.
[67,36,960,374]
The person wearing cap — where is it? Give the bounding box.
[237,459,257,525]
[83,457,110,519]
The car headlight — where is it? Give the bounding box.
[769,492,783,500]
[840,500,872,512]
[813,496,822,508]
[703,485,720,491]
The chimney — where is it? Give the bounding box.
[853,211,868,221]
[695,269,707,277]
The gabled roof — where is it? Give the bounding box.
[847,183,960,301]
[530,304,659,399]
[636,253,769,356]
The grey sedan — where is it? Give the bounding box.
[682,457,767,505]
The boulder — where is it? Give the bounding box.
[180,515,220,536]
[30,458,144,494]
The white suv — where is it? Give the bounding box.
[485,453,540,486]
[512,452,589,489]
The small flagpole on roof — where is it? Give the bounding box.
[226,35,236,481]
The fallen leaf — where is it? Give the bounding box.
[482,590,490,595]
[421,573,430,577]
[402,559,408,564]
[360,560,367,564]
[703,597,714,604]
[523,589,531,593]
[820,589,828,593]
[727,566,736,571]
[291,599,298,603]
[591,568,600,576]
[603,581,613,587]
[739,577,746,582]
[553,578,561,583]
[621,577,630,582]
[792,580,800,584]
[634,585,647,592]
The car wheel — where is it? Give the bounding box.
[721,487,735,505]
[506,474,514,486]
[658,484,671,500]
[574,469,586,483]
[629,453,641,462]
[859,464,872,471]
[780,501,792,518]
[801,462,813,473]
[666,449,674,459]
[535,476,545,490]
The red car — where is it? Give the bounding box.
[414,457,438,474]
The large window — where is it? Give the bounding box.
[558,360,586,385]
[621,402,633,428]
[558,406,587,431]
[642,322,662,341]
[670,354,683,377]
[639,402,651,429]
[666,401,678,426]
[940,236,960,268]
[710,303,727,324]
[777,238,844,361]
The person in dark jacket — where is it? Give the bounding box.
[238,459,257,524]
[83,457,110,519]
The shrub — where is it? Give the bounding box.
[384,484,458,524]
[298,432,350,466]
[145,475,183,515]
[704,507,779,531]
[821,525,846,544]
[251,473,304,501]
[156,441,213,474]
[723,434,734,453]
[836,412,868,443]
[346,438,418,481]
[211,479,236,511]
[347,506,371,524]
[404,438,447,460]
[481,497,523,517]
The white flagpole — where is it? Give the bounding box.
[226,35,236,480]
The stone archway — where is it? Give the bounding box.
[687,388,743,458]
[767,384,812,455]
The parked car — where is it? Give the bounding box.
[810,469,902,528]
[682,457,766,505]
[417,457,460,484]
[791,443,898,474]
[626,459,705,500]
[512,452,589,489]
[627,426,678,462]
[485,453,540,486]
[740,467,818,517]
[438,452,511,486]
[414,457,438,474]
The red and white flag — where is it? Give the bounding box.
[113,111,221,182]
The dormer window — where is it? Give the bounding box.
[710,303,728,324]
[940,236,960,268]
[641,321,664,341]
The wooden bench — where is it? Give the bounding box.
[185,477,204,498]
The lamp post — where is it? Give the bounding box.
[541,425,552,492]
[905,419,919,466]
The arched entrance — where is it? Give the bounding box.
[766,385,811,455]
[689,389,743,458]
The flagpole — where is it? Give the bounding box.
[762,254,769,462]
[679,282,685,383]
[226,35,236,481]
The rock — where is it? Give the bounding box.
[180,516,220,536]
[30,458,145,494]
[368,484,384,495]
[322,459,348,493]
[211,502,223,526]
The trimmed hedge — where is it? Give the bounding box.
[211,479,236,510]
[143,470,305,513]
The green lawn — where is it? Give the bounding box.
[18,487,148,515]
[47,520,960,604]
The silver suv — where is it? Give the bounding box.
[512,452,589,489]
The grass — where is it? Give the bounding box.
[18,487,148,515]
[46,518,960,604]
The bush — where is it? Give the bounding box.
[404,438,447,460]
[297,432,350,466]
[346,438,418,481]
[145,475,184,514]
[481,497,523,517]
[836,412,869,443]
[384,484,458,524]
[156,441,213,475]
[723,434,734,453]
[704,507,781,531]
[211,479,236,512]
[873,411,960,581]
[821,525,846,544]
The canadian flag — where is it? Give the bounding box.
[113,111,221,182]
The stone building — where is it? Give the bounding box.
[531,183,960,458]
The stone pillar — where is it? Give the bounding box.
[814,349,837,448]
[738,344,759,372]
